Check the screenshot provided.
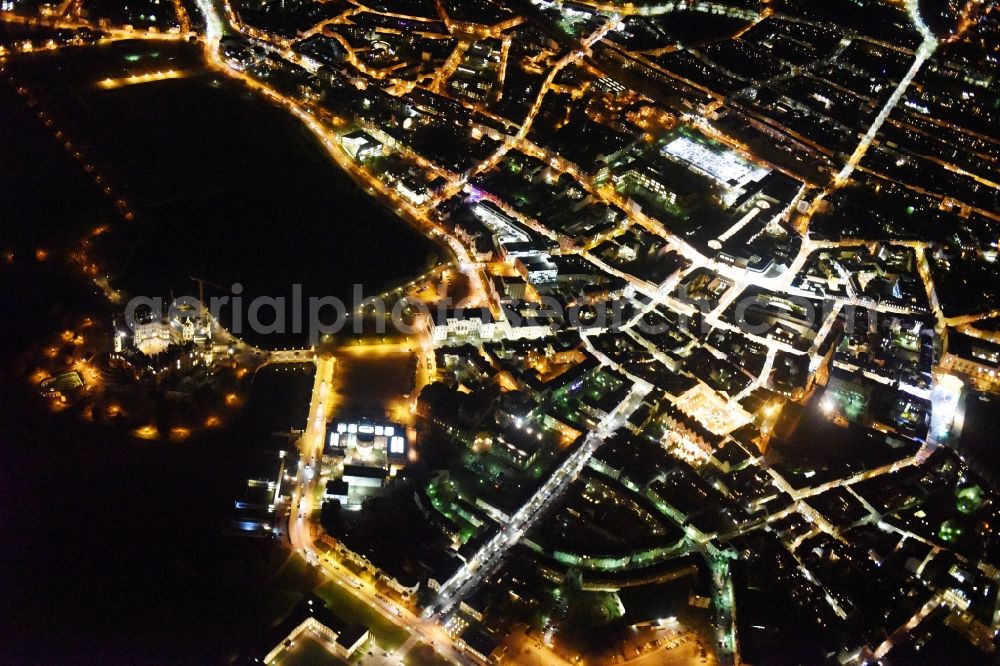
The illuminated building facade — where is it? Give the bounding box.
[327,417,409,470]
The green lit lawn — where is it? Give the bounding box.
[830,389,867,422]
[314,581,410,651]
[405,643,452,666]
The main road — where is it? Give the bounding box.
[280,352,478,664]
[429,379,652,617]
[833,0,938,187]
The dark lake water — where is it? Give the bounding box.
[2,39,440,348]
[0,38,432,662]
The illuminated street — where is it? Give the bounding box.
[4,0,1000,663]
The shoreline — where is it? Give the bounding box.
[4,38,448,351]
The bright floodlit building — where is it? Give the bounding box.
[938,330,1000,389]
[429,307,499,343]
[473,201,531,245]
[929,374,964,443]
[252,594,370,664]
[133,319,178,356]
[327,416,409,470]
[340,130,384,161]
[612,163,678,206]
[662,136,768,206]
